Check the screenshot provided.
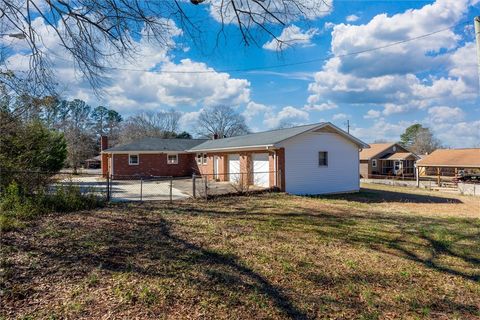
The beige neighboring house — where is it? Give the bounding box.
[416,148,480,177]
[359,143,420,178]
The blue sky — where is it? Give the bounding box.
[4,0,480,146]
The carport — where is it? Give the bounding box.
[416,148,480,187]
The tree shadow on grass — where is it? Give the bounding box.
[169,199,479,283]
[1,209,308,319]
[314,188,463,204]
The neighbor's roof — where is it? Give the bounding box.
[189,122,369,152]
[85,155,101,161]
[103,138,208,152]
[416,149,480,168]
[381,152,416,161]
[359,143,396,160]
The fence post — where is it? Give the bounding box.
[169,177,173,204]
[204,176,208,200]
[106,174,110,201]
[140,178,143,201]
[192,173,196,199]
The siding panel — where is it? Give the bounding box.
[278,132,359,195]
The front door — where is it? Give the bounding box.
[394,161,402,175]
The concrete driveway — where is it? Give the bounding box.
[57,175,191,202]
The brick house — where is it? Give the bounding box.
[102,122,369,195]
[359,143,420,178]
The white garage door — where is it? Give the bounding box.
[253,153,269,188]
[228,154,240,183]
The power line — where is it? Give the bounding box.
[8,19,473,75]
[98,20,471,74]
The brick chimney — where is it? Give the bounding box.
[100,136,108,151]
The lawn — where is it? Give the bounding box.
[1,183,479,319]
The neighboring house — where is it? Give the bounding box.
[101,122,369,195]
[416,148,480,177]
[84,155,101,169]
[359,143,419,178]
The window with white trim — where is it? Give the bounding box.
[129,154,139,165]
[196,153,208,165]
[372,159,377,167]
[167,154,178,165]
[318,151,328,166]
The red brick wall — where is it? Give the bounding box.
[101,153,109,177]
[112,153,198,177]
[194,149,285,190]
[276,148,286,191]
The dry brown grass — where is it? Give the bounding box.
[1,183,479,319]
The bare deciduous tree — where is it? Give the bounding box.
[118,110,182,144]
[411,128,442,155]
[197,105,249,138]
[0,0,330,93]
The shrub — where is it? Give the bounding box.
[0,181,105,232]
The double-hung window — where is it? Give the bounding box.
[197,153,208,165]
[318,151,328,166]
[167,154,178,165]
[129,154,139,165]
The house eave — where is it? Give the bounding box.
[187,145,275,153]
[101,150,192,154]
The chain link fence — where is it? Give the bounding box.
[192,171,280,199]
[1,169,282,203]
[110,175,186,202]
[0,170,109,200]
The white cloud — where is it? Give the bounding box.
[4,17,251,114]
[364,109,381,119]
[263,25,319,51]
[332,113,349,120]
[263,106,309,129]
[303,101,338,111]
[352,115,480,148]
[179,109,202,132]
[307,0,479,118]
[330,0,469,78]
[242,101,272,122]
[346,14,359,22]
[351,119,414,143]
[427,106,465,123]
[433,120,480,147]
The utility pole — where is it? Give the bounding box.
[475,16,480,90]
[344,120,350,134]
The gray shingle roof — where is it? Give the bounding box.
[103,123,368,153]
[190,123,325,151]
[104,138,208,152]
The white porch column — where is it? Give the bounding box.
[415,164,420,188]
